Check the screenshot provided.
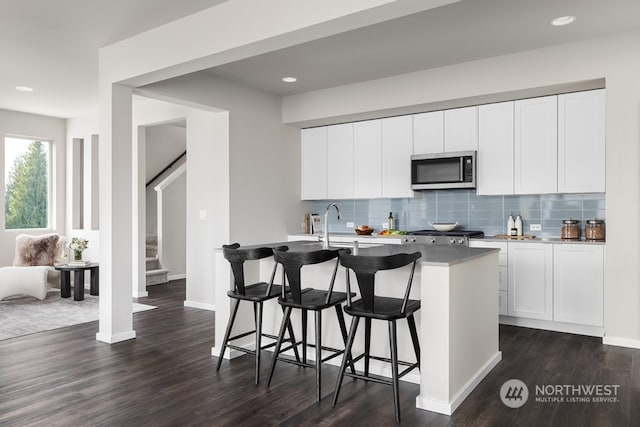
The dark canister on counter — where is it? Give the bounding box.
[585,219,605,241]
[561,219,581,240]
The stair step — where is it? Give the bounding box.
[146,268,169,286]
[146,257,160,270]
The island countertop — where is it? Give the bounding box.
[219,240,498,267]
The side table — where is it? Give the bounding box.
[54,263,99,301]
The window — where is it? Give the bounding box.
[4,136,51,229]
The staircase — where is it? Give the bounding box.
[146,234,169,286]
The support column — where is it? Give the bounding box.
[96,82,136,344]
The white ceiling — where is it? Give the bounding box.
[2,0,640,119]
[0,0,228,118]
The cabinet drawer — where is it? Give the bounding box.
[499,290,508,316]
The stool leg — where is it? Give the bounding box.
[254,302,263,385]
[217,298,240,371]
[334,305,355,375]
[332,316,360,407]
[389,320,401,424]
[283,305,301,363]
[364,317,372,377]
[315,310,322,402]
[301,309,308,365]
[407,314,420,368]
[267,306,292,387]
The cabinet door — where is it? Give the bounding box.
[327,123,354,199]
[301,127,327,200]
[354,119,382,198]
[413,111,444,154]
[444,106,478,152]
[558,89,606,193]
[553,244,604,326]
[508,242,553,320]
[514,96,557,194]
[477,101,514,195]
[382,116,414,198]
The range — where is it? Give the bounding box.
[401,230,484,246]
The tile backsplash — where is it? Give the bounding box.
[312,191,605,238]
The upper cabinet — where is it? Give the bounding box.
[558,89,606,193]
[354,119,382,199]
[327,123,354,199]
[514,96,558,194]
[301,126,327,200]
[382,116,414,198]
[413,111,444,154]
[444,106,478,152]
[477,101,514,195]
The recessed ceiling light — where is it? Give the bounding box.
[282,77,297,83]
[15,86,34,92]
[551,16,576,26]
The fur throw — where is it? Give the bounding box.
[13,233,61,267]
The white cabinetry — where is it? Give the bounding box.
[558,89,606,193]
[514,96,558,194]
[470,240,508,315]
[553,244,604,326]
[301,127,327,200]
[477,101,514,195]
[327,123,354,199]
[413,111,444,154]
[354,119,382,198]
[508,242,553,320]
[444,106,478,152]
[382,116,414,198]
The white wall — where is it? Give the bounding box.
[159,171,186,279]
[281,30,640,345]
[141,73,308,247]
[0,109,66,266]
[66,113,100,263]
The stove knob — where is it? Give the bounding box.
[457,238,465,245]
[449,238,456,245]
[429,237,437,244]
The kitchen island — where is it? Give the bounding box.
[213,240,500,416]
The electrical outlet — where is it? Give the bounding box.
[530,224,542,231]
[382,222,389,229]
[346,222,354,228]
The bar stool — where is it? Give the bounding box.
[216,243,300,384]
[266,247,354,402]
[333,251,422,424]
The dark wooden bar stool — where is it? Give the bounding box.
[266,247,354,402]
[333,251,422,424]
[217,243,300,384]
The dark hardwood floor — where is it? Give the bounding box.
[1,280,638,426]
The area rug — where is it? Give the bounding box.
[0,288,156,341]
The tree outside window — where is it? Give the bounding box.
[4,137,50,229]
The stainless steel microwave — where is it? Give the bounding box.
[411,151,476,190]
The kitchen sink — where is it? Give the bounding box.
[301,242,383,248]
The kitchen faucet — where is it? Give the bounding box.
[322,202,341,249]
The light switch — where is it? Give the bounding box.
[199,209,207,220]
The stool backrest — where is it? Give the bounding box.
[222,243,282,296]
[273,247,341,304]
[339,252,421,314]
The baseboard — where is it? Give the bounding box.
[211,342,254,360]
[168,273,186,281]
[133,290,149,298]
[499,316,604,337]
[184,300,215,311]
[415,351,502,416]
[96,330,136,344]
[602,336,640,349]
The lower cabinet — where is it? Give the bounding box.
[553,244,604,327]
[470,240,508,315]
[507,242,553,320]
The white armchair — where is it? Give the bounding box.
[0,233,63,301]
